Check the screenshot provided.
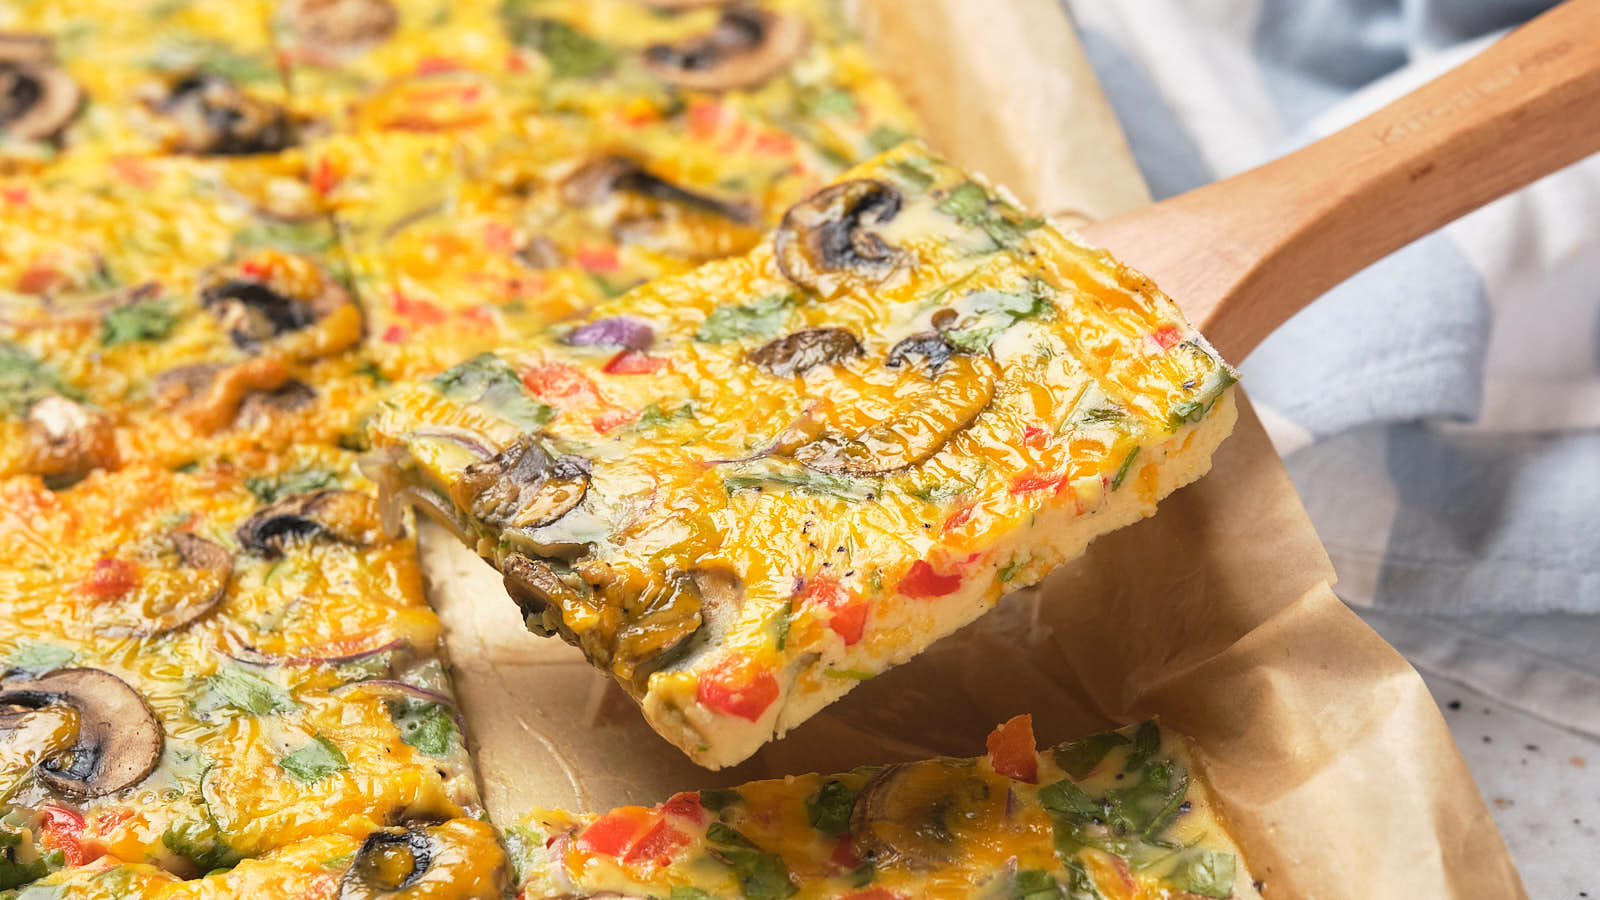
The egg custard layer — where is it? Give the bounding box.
[508,717,1257,900]
[367,142,1238,768]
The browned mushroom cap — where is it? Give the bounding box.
[451,436,590,532]
[774,179,909,299]
[337,826,433,899]
[748,327,861,377]
[781,354,997,476]
[0,669,164,798]
[99,531,232,637]
[849,760,1004,871]
[639,0,731,10]
[144,71,293,156]
[641,6,808,91]
[201,272,353,352]
[0,34,83,142]
[152,357,293,436]
[22,396,117,484]
[338,821,508,899]
[235,489,384,557]
[500,553,590,641]
[288,0,399,55]
[233,379,317,428]
[562,155,755,223]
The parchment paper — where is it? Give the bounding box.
[422,2,1528,896]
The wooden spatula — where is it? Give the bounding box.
[1080,0,1600,362]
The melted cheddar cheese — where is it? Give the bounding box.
[508,718,1256,899]
[367,143,1238,768]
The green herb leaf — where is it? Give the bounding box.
[505,15,616,78]
[697,788,741,813]
[1038,778,1103,819]
[101,300,177,346]
[232,220,338,255]
[1013,868,1067,900]
[160,819,240,875]
[998,558,1024,583]
[695,294,793,343]
[889,158,935,190]
[636,402,693,429]
[432,353,553,430]
[1110,446,1140,491]
[279,734,349,783]
[706,824,797,900]
[0,827,55,890]
[390,700,456,757]
[706,822,758,850]
[1168,369,1237,430]
[936,180,1043,249]
[724,469,873,502]
[944,286,1054,353]
[1176,850,1236,898]
[868,126,913,153]
[805,780,854,836]
[203,667,296,716]
[5,644,75,676]
[1123,721,1162,772]
[1052,730,1130,780]
[244,468,340,504]
[772,600,792,652]
[0,342,82,417]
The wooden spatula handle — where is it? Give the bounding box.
[1082,0,1600,362]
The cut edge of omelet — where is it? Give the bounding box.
[647,390,1239,768]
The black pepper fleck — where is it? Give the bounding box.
[1448,700,1462,710]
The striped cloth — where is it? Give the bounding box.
[1064,0,1600,738]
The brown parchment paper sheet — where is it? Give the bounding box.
[421,1,1527,896]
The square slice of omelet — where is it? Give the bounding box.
[366,142,1238,769]
[507,717,1258,900]
[0,447,507,894]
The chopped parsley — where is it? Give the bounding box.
[100,299,177,346]
[936,180,1044,249]
[805,780,854,836]
[0,341,82,417]
[705,824,797,900]
[201,667,296,716]
[244,468,340,504]
[695,293,794,343]
[943,284,1055,353]
[432,353,553,430]
[504,13,616,79]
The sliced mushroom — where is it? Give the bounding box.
[201,273,351,351]
[0,669,164,798]
[514,235,564,270]
[885,332,956,373]
[500,553,590,641]
[0,34,83,143]
[288,0,399,56]
[22,396,117,484]
[143,71,293,156]
[622,566,742,688]
[850,760,1003,871]
[235,489,384,557]
[774,180,908,299]
[563,156,754,224]
[780,354,998,476]
[641,6,808,91]
[451,436,590,532]
[100,531,233,637]
[338,826,433,899]
[748,327,861,377]
[338,820,507,899]
[234,379,317,428]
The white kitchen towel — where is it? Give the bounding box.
[1066,0,1600,614]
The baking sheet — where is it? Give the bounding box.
[422,1,1527,896]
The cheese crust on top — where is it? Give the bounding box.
[508,717,1259,900]
[368,142,1238,768]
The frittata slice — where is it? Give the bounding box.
[0,448,499,890]
[366,142,1238,768]
[508,717,1257,899]
[0,0,291,167]
[0,153,368,479]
